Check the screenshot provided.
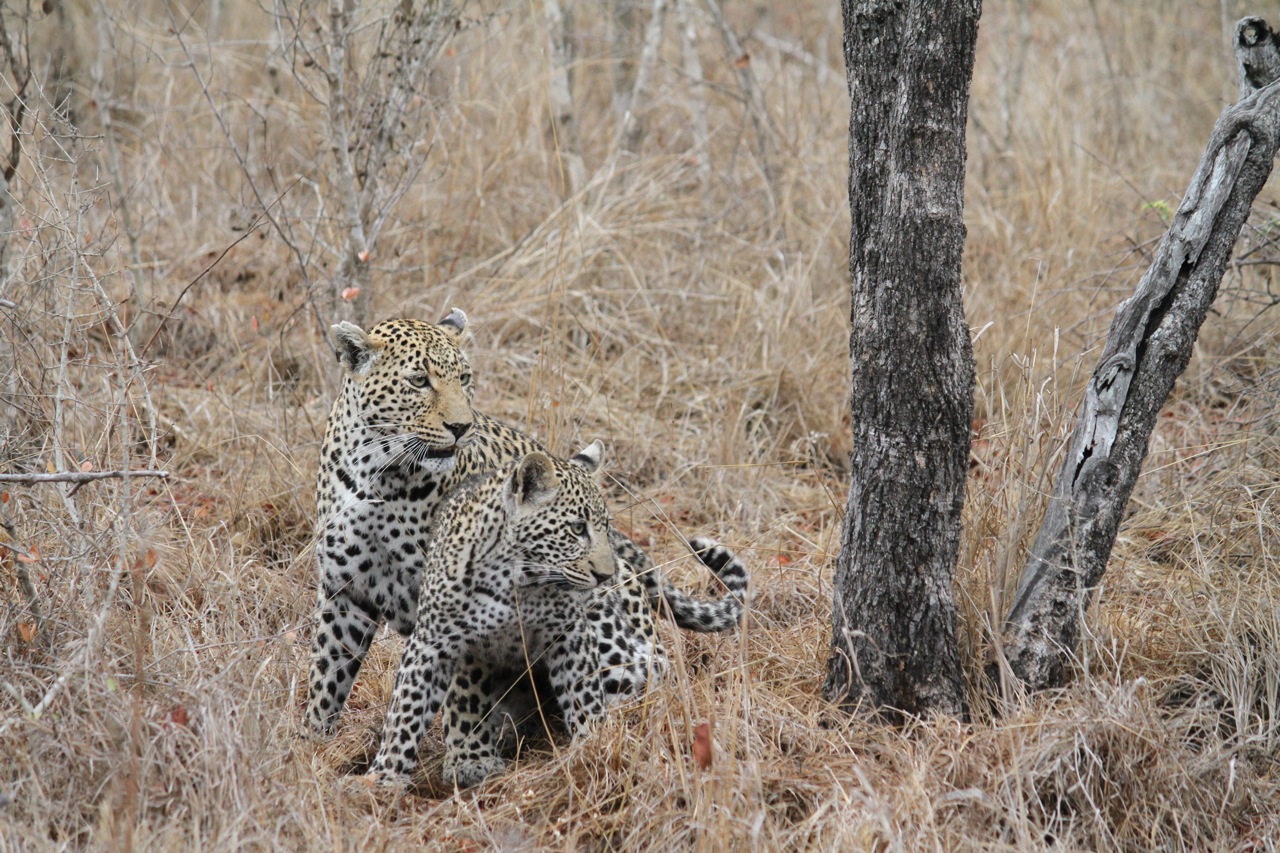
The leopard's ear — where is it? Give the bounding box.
[568,440,604,475]
[437,308,467,340]
[330,322,382,374]
[508,451,560,511]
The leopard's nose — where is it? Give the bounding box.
[444,421,472,440]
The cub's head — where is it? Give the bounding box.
[330,310,475,472]
[504,441,615,590]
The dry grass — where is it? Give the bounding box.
[2,0,1279,849]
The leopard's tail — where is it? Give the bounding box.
[612,531,748,633]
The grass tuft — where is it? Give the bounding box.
[1,1,1278,848]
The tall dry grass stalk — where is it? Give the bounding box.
[1,1,1278,848]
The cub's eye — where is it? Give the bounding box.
[460,371,473,387]
[405,375,431,389]
[569,521,588,537]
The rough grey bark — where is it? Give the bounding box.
[1234,17,1280,99]
[996,18,1280,692]
[822,0,980,719]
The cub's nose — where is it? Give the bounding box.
[444,421,472,440]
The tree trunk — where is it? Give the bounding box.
[995,18,1280,692]
[822,0,981,720]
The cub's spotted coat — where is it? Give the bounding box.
[369,444,613,784]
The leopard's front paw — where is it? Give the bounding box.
[299,712,337,741]
[357,756,414,789]
[363,767,412,789]
[443,755,506,788]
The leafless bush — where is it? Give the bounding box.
[167,0,462,330]
[0,50,179,848]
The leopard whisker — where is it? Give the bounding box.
[509,560,577,588]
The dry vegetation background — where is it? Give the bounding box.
[2,0,1279,848]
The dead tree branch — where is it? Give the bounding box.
[0,470,170,484]
[616,0,668,158]
[675,0,710,189]
[543,0,586,195]
[995,19,1280,692]
[0,2,32,293]
[323,0,372,324]
[1234,16,1280,100]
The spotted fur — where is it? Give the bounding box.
[368,444,615,784]
[439,534,746,787]
[308,313,748,742]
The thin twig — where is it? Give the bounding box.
[164,5,317,325]
[139,203,279,360]
[53,129,83,529]
[0,534,37,561]
[78,256,160,466]
[0,542,129,739]
[675,0,711,189]
[752,29,837,87]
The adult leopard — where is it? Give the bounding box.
[308,312,747,736]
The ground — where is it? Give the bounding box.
[1,0,1278,849]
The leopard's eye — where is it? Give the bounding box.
[460,371,473,387]
[569,521,588,537]
[405,374,431,390]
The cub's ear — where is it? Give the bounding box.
[568,440,604,474]
[438,308,467,339]
[508,451,560,511]
[330,322,381,374]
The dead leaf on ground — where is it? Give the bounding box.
[692,721,713,770]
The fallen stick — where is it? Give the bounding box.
[0,469,170,484]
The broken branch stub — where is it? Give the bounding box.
[1235,16,1280,100]
[994,20,1280,692]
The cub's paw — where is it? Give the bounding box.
[443,755,507,788]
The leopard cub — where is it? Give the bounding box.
[367,442,616,786]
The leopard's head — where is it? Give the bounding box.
[505,441,616,590]
[330,311,475,472]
